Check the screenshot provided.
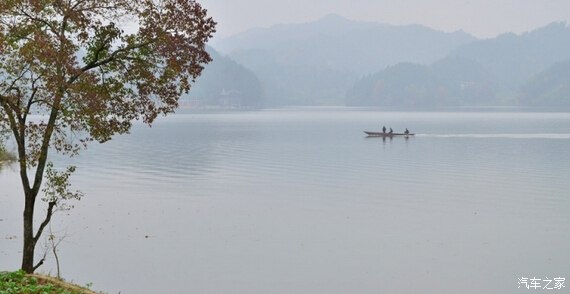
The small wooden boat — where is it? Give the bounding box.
[364,131,415,137]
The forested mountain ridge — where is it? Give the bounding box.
[518,61,570,106]
[347,22,570,107]
[212,14,477,106]
[449,22,570,93]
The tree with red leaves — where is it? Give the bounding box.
[0,0,215,273]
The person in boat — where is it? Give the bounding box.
[382,125,386,133]
[389,127,393,134]
[404,128,410,135]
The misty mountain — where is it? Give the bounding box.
[518,61,570,106]
[347,59,496,107]
[213,14,379,54]
[183,47,263,108]
[212,14,477,106]
[347,22,570,107]
[449,22,570,94]
[347,63,445,107]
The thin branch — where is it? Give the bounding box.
[28,98,59,110]
[34,201,56,243]
[86,33,117,70]
[2,65,31,96]
[48,228,66,279]
[0,100,21,143]
[68,39,155,84]
[23,74,43,122]
[0,66,36,119]
[1,90,22,116]
[76,4,127,13]
[32,258,45,272]
[70,0,89,10]
[17,8,59,36]
[1,97,32,191]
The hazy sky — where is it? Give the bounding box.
[199,0,570,39]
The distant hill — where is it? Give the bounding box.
[347,22,570,107]
[347,63,445,106]
[183,47,264,108]
[212,14,477,106]
[430,56,497,105]
[518,61,570,106]
[347,58,496,106]
[449,22,570,94]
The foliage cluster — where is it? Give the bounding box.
[0,144,15,162]
[0,146,8,160]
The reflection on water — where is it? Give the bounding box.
[1,109,570,294]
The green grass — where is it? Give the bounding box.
[0,270,98,294]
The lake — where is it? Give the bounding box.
[1,108,569,293]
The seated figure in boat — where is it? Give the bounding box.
[404,128,410,135]
[389,127,393,134]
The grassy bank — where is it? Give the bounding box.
[0,271,100,294]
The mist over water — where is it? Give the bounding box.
[1,108,569,293]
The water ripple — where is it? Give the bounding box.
[418,133,570,139]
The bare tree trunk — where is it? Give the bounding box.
[21,190,36,273]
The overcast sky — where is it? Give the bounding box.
[199,0,570,39]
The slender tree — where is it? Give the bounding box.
[0,0,215,273]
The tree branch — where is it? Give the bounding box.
[68,39,155,84]
[70,0,124,12]
[2,65,31,95]
[1,65,33,116]
[17,8,59,36]
[0,100,21,143]
[34,201,56,243]
[32,258,45,272]
[23,75,42,122]
[0,91,21,116]
[0,99,32,191]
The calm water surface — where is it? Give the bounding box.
[1,109,569,293]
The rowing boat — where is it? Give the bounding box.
[364,131,415,137]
